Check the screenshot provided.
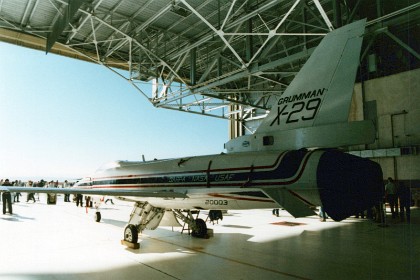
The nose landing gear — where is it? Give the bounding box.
[124,224,139,244]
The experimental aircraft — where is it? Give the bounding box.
[3,19,384,246]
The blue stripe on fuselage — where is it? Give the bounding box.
[90,150,311,188]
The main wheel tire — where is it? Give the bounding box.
[124,224,138,243]
[191,218,207,238]
[95,212,101,223]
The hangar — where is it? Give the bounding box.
[0,0,419,279]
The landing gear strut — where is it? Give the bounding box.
[121,203,211,249]
[173,210,208,238]
[122,202,166,248]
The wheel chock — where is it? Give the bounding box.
[121,239,140,249]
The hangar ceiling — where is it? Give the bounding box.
[0,0,419,137]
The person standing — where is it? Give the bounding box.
[2,179,13,214]
[26,180,36,203]
[385,177,398,219]
[63,180,70,202]
[75,194,83,207]
[13,180,21,202]
[320,206,327,222]
[36,180,46,201]
[398,182,412,223]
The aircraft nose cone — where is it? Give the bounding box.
[317,150,384,221]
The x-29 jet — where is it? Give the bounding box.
[4,19,384,246]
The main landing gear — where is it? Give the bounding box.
[172,209,208,238]
[122,202,209,249]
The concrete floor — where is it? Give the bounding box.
[0,194,418,280]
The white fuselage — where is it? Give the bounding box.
[75,150,323,210]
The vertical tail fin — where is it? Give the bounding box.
[225,20,372,153]
[256,19,366,134]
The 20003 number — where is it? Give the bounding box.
[205,200,228,206]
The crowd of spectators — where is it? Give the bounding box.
[0,179,74,214]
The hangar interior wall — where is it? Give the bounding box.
[350,68,420,201]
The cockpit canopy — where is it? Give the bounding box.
[96,161,124,172]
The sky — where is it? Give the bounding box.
[0,42,227,181]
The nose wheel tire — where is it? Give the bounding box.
[94,212,101,222]
[124,224,139,244]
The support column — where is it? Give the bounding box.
[332,0,342,28]
[190,47,197,86]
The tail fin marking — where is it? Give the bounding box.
[256,19,366,134]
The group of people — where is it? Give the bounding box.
[272,177,413,223]
[343,177,412,223]
[1,178,110,214]
[0,178,74,214]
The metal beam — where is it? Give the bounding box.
[312,0,334,31]
[192,46,314,94]
[46,0,83,53]
[385,30,420,60]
